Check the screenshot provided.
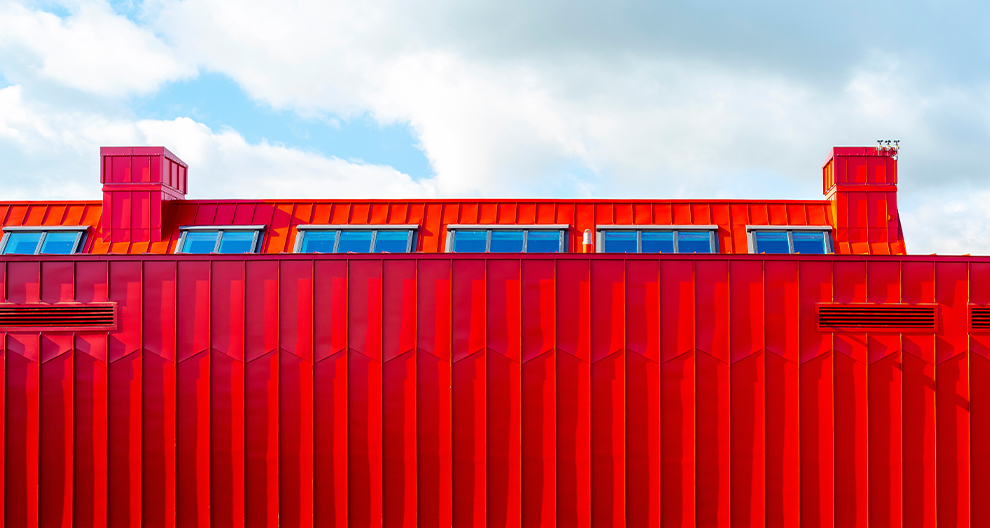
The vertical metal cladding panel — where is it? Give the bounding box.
[521,259,556,528]
[348,259,383,528]
[211,260,246,528]
[729,260,765,528]
[936,261,970,528]
[764,260,800,528]
[38,262,72,528]
[313,260,348,528]
[279,260,313,528]
[6,330,39,528]
[177,260,211,528]
[901,261,937,527]
[831,261,867,528]
[74,260,109,528]
[245,260,279,528]
[695,260,729,528]
[415,259,451,528]
[107,260,143,528]
[971,262,990,528]
[452,259,486,528]
[590,259,625,528]
[660,260,695,528]
[486,259,522,528]
[382,259,417,528]
[866,261,902,528]
[142,261,177,528]
[624,260,660,528]
[555,259,591,528]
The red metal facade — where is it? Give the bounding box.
[0,253,985,528]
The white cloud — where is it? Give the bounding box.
[901,188,990,255]
[0,84,436,200]
[3,0,990,253]
[0,0,193,95]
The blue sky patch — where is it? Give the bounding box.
[131,72,434,180]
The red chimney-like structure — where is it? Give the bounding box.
[823,146,905,255]
[100,146,188,247]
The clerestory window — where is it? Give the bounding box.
[596,225,718,254]
[293,225,418,253]
[0,226,89,255]
[445,225,568,253]
[747,226,833,254]
[176,226,265,254]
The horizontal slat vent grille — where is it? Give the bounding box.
[971,306,990,330]
[818,304,936,330]
[0,304,115,329]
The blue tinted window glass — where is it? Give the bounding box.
[299,230,337,253]
[452,230,487,252]
[526,230,561,253]
[181,231,220,253]
[336,230,373,253]
[641,231,675,253]
[3,232,42,254]
[677,231,713,253]
[217,231,257,254]
[373,230,411,253]
[792,231,828,254]
[754,231,790,253]
[601,231,637,253]
[40,231,79,254]
[490,230,524,253]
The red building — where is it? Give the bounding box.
[0,144,980,527]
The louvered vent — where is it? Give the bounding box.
[818,304,936,331]
[971,305,990,330]
[0,303,116,330]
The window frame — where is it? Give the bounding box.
[746,225,834,254]
[0,226,89,255]
[293,224,419,253]
[595,225,719,254]
[175,225,265,254]
[444,224,570,253]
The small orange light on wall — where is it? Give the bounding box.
[583,229,593,253]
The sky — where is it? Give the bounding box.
[1,0,989,253]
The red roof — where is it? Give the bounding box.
[0,146,907,255]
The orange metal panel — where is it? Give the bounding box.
[458,203,479,224]
[690,203,711,225]
[477,203,496,225]
[767,204,787,225]
[786,203,807,225]
[749,204,769,225]
[671,203,691,225]
[536,203,556,225]
[653,203,673,225]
